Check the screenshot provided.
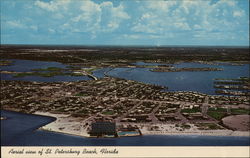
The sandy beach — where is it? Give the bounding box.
[34,111,250,137]
[140,125,250,137]
[34,111,90,137]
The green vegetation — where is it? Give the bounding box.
[207,111,227,120]
[207,107,227,120]
[214,77,249,89]
[55,107,66,112]
[13,66,86,78]
[84,67,98,74]
[152,67,223,72]
[13,71,65,77]
[70,73,85,76]
[209,107,227,112]
[214,81,244,85]
[196,123,223,130]
[180,123,191,129]
[138,65,159,68]
[76,109,89,114]
[102,110,115,115]
[181,107,201,113]
[214,77,249,81]
[75,92,89,97]
[231,108,250,115]
[32,67,63,71]
[66,65,81,70]
[0,60,13,66]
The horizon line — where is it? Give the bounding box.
[1,44,249,48]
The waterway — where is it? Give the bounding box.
[1,110,249,146]
[105,62,249,95]
[0,59,91,82]
[1,59,249,95]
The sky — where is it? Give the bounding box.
[1,0,249,46]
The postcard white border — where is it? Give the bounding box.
[1,146,250,158]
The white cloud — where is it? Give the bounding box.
[233,10,244,17]
[79,0,101,23]
[100,2,130,31]
[5,20,26,29]
[4,20,38,32]
[33,0,130,34]
[48,28,55,33]
[145,1,177,13]
[131,0,247,40]
[141,13,155,20]
[30,25,38,31]
[122,34,140,39]
[34,0,69,12]
[2,0,248,45]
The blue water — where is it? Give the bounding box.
[0,59,91,82]
[133,62,166,66]
[1,110,55,145]
[1,110,250,146]
[92,67,112,78]
[118,131,139,136]
[1,60,249,94]
[106,62,249,95]
[0,74,91,82]
[0,59,67,72]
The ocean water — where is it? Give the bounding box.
[1,110,249,146]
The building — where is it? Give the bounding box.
[89,121,117,137]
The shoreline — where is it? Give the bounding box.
[35,111,250,138]
[40,128,250,138]
[141,131,250,137]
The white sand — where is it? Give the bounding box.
[35,111,90,137]
[139,124,249,137]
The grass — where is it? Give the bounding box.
[102,110,115,115]
[231,108,250,115]
[207,111,226,120]
[181,107,201,113]
[208,107,227,112]
[207,107,228,120]
[75,93,89,97]
[31,67,63,71]
[76,109,89,114]
[196,123,223,130]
